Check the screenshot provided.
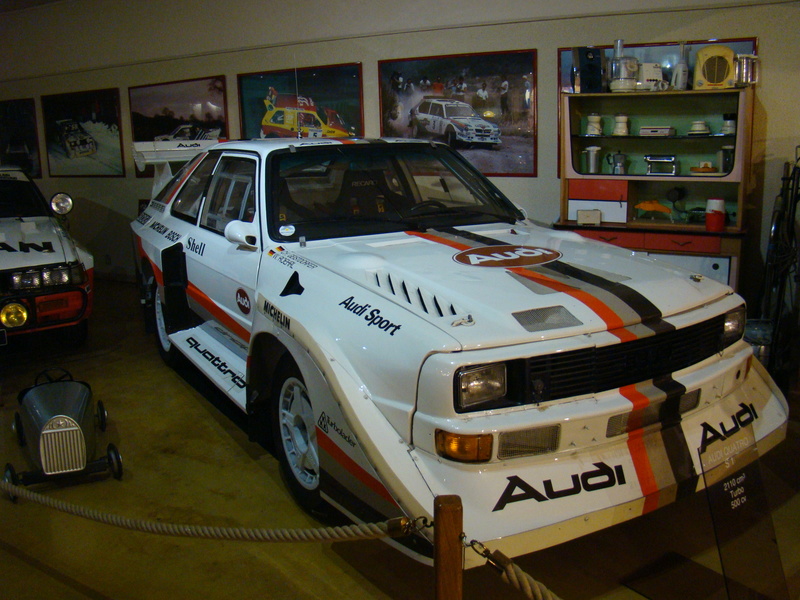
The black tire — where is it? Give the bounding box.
[152,284,183,367]
[445,128,459,149]
[96,400,107,432]
[3,463,19,503]
[271,357,324,513]
[106,444,123,480]
[13,412,25,447]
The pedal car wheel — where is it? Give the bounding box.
[106,444,123,480]
[13,412,25,447]
[96,400,108,432]
[3,463,19,503]
[271,358,323,512]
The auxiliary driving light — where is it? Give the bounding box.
[1,302,29,328]
[435,430,493,463]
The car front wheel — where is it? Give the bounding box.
[271,358,323,513]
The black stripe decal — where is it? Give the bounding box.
[653,375,698,498]
[439,227,674,331]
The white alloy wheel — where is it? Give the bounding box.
[277,375,319,491]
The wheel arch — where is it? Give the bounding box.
[246,331,293,445]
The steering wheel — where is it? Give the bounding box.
[409,200,447,213]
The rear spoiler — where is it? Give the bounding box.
[132,140,221,197]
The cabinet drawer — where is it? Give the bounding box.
[643,233,721,253]
[568,179,628,201]
[577,229,644,248]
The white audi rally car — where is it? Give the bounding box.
[0,166,94,346]
[130,138,787,566]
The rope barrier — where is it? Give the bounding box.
[469,540,563,600]
[0,480,408,543]
[2,480,564,599]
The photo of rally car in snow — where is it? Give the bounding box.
[54,119,97,159]
[130,137,787,567]
[0,167,94,346]
[260,87,353,139]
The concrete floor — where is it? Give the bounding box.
[0,279,798,600]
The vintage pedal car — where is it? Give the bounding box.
[0,166,94,346]
[130,138,787,566]
[4,369,122,494]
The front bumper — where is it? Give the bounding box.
[410,352,788,568]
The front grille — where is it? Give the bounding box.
[524,315,726,403]
[40,417,86,475]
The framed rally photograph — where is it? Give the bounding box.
[41,88,124,177]
[0,98,41,178]
[238,63,363,140]
[379,49,537,177]
[129,75,228,177]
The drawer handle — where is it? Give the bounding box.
[599,236,618,242]
[672,240,692,247]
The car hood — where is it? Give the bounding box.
[298,223,731,349]
[450,116,496,128]
[0,216,76,269]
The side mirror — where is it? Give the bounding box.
[224,220,258,249]
[50,193,74,215]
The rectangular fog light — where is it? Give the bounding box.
[606,389,701,438]
[498,425,560,460]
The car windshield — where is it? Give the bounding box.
[270,143,522,242]
[446,104,478,118]
[0,176,49,218]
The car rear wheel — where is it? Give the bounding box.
[271,357,323,513]
[153,285,182,366]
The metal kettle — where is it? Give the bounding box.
[607,151,627,175]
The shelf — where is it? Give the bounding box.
[559,87,754,289]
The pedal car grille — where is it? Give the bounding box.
[524,314,726,403]
[40,416,87,475]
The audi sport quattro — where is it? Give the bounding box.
[130,138,787,566]
[412,98,501,148]
[0,167,94,346]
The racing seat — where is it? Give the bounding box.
[333,169,411,216]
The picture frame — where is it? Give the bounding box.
[0,98,41,178]
[378,49,537,177]
[41,88,124,177]
[129,76,228,177]
[238,63,363,140]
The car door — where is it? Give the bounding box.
[186,152,261,347]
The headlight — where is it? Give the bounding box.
[1,302,28,328]
[722,305,746,349]
[456,363,506,411]
[10,262,85,290]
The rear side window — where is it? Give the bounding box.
[171,153,219,222]
[200,156,256,234]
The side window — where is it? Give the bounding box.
[200,156,257,234]
[171,153,219,222]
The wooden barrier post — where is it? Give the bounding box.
[434,495,463,600]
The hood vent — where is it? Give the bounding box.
[513,306,583,333]
[372,269,464,318]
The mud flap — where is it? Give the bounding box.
[160,243,190,333]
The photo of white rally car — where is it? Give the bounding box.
[130,137,788,567]
[0,166,94,346]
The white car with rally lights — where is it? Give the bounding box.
[130,137,788,567]
[0,166,94,347]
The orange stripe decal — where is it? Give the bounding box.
[317,429,398,506]
[620,383,659,513]
[185,281,250,343]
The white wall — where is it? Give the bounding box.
[1,0,799,298]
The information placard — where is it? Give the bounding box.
[699,424,788,599]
